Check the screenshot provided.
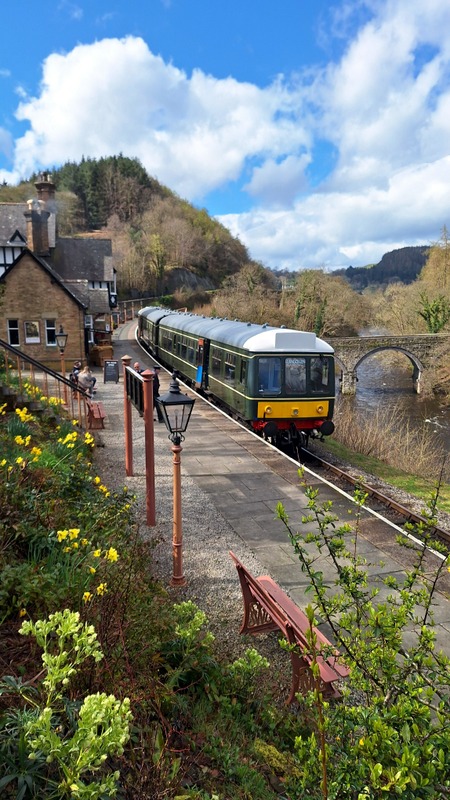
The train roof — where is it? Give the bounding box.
[138,307,334,354]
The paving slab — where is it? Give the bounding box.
[96,324,450,663]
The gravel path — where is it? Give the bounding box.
[93,401,293,696]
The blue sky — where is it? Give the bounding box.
[1,0,450,270]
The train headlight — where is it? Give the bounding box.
[292,408,299,416]
[264,406,273,415]
[316,405,324,413]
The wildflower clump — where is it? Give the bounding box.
[16,610,132,798]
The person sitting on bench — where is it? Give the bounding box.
[77,366,97,397]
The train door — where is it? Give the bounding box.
[195,338,209,388]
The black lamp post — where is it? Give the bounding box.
[156,372,195,585]
[55,325,68,403]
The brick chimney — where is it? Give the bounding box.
[35,171,56,204]
[24,200,50,256]
[34,171,56,248]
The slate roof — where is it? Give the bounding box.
[0,201,56,248]
[62,281,112,314]
[50,237,113,281]
[0,203,27,245]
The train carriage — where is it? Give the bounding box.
[138,307,335,448]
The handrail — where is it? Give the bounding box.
[0,338,83,391]
[0,338,91,428]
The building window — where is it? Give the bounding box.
[24,321,40,344]
[45,319,57,346]
[7,319,19,346]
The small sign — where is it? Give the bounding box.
[103,360,119,383]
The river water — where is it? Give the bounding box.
[335,352,450,456]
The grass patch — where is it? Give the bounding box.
[321,437,450,513]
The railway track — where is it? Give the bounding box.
[300,447,450,549]
[133,333,450,558]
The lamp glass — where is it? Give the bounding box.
[156,374,195,435]
[55,327,68,352]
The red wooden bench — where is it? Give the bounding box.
[229,551,350,704]
[86,400,106,430]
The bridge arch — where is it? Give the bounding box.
[354,347,424,394]
[328,334,449,396]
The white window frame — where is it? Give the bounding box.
[84,315,94,329]
[7,319,20,346]
[24,320,40,344]
[45,319,57,346]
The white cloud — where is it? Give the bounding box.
[11,37,310,200]
[220,155,450,269]
[3,0,450,269]
[244,154,311,206]
[58,1,83,21]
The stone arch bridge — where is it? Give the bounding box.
[326,334,450,395]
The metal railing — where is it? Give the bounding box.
[0,339,91,428]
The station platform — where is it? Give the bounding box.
[89,321,450,658]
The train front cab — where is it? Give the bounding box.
[248,353,335,446]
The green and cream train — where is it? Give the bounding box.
[137,307,335,448]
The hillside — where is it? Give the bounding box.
[333,245,430,289]
[0,156,254,297]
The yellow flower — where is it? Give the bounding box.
[89,567,96,574]
[93,476,101,485]
[63,546,71,553]
[72,541,79,549]
[69,528,80,539]
[96,582,108,596]
[81,538,89,547]
[0,403,7,415]
[30,447,42,457]
[15,435,25,445]
[359,738,364,747]
[57,530,69,541]
[19,608,27,617]
[106,547,119,562]
[16,457,24,466]
[93,549,101,558]
[15,407,34,423]
[82,592,92,603]
[0,459,7,467]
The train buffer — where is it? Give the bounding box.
[229,551,350,704]
[86,399,107,430]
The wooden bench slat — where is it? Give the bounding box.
[258,577,349,680]
[86,400,106,430]
[229,550,349,704]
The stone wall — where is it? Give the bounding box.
[1,252,86,368]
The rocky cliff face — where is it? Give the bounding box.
[163,267,216,293]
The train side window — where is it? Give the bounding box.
[211,347,222,377]
[224,353,236,384]
[239,359,247,385]
[285,357,306,394]
[309,357,330,392]
[257,357,281,394]
[181,338,187,360]
[187,344,195,364]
